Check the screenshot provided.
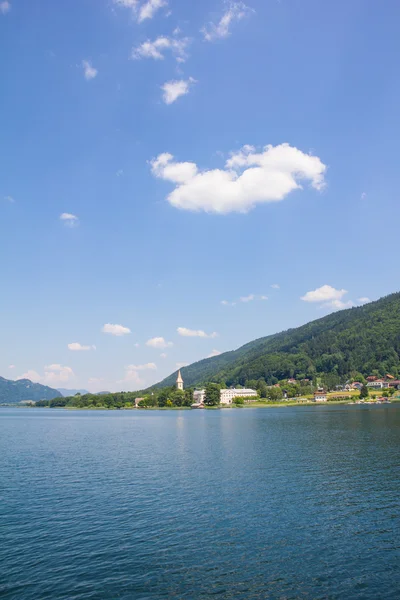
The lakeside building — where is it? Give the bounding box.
[193,389,206,404]
[220,388,258,404]
[366,380,385,389]
[192,387,258,405]
[313,390,327,402]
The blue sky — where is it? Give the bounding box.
[1,0,400,392]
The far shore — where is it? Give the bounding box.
[4,398,399,411]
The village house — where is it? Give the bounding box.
[287,378,297,385]
[313,390,327,402]
[366,380,385,389]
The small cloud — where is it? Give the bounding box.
[208,349,222,358]
[116,169,124,177]
[202,1,253,42]
[260,295,268,300]
[113,0,167,23]
[102,323,131,336]
[176,362,188,369]
[146,336,173,348]
[134,343,140,348]
[18,364,75,385]
[239,294,255,303]
[4,195,14,203]
[0,2,10,15]
[361,192,367,200]
[271,283,280,289]
[82,60,97,80]
[127,362,157,371]
[138,0,167,22]
[60,213,79,227]
[358,297,371,304]
[9,364,15,369]
[177,327,218,338]
[161,77,196,104]
[160,353,167,358]
[301,285,354,311]
[132,34,190,62]
[68,342,96,351]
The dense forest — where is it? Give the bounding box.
[0,377,60,404]
[155,292,400,389]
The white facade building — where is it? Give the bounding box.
[366,381,384,389]
[220,388,258,404]
[193,389,206,404]
[176,370,184,391]
[313,390,327,402]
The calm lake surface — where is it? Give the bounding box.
[1,405,399,599]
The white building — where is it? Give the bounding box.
[313,390,327,402]
[220,388,258,405]
[366,380,384,389]
[193,389,206,404]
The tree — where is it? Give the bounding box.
[266,386,283,401]
[359,385,369,399]
[204,383,220,406]
[233,397,245,405]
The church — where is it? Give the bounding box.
[176,370,184,390]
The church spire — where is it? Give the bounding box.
[176,369,184,390]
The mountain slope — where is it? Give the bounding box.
[156,292,400,389]
[57,388,89,397]
[0,377,61,404]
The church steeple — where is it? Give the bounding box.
[176,369,184,390]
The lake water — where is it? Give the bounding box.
[1,405,399,599]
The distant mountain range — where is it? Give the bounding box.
[0,377,60,404]
[57,388,89,397]
[155,292,400,389]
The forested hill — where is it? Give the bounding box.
[0,377,60,404]
[155,292,400,389]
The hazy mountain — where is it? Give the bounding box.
[0,377,61,404]
[57,388,89,397]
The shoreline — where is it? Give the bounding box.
[3,398,399,411]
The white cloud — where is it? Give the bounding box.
[9,364,15,369]
[208,349,222,358]
[146,336,173,348]
[301,285,356,311]
[301,285,347,304]
[67,342,96,351]
[202,1,252,42]
[132,34,190,62]
[119,368,144,387]
[116,169,123,177]
[221,299,236,306]
[128,362,157,371]
[261,295,268,300]
[176,362,188,369]
[160,353,168,358]
[361,192,367,200]
[177,327,218,338]
[271,283,280,289]
[138,0,167,22]
[82,60,97,80]
[161,77,196,104]
[18,364,75,386]
[239,294,255,303]
[0,2,10,15]
[102,323,131,336]
[150,143,326,214]
[113,0,167,23]
[60,213,79,227]
[4,195,14,203]
[358,297,371,304]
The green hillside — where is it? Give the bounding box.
[156,292,400,389]
[0,377,60,404]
